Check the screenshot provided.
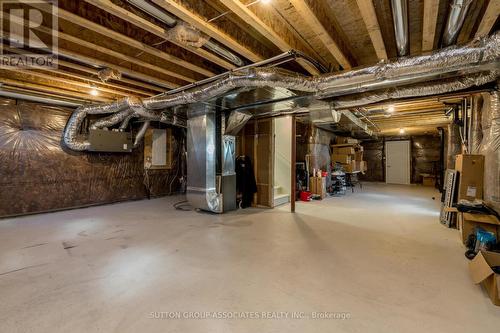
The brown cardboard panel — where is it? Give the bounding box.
[332,154,352,164]
[455,154,485,200]
[309,176,326,199]
[332,147,355,155]
[469,251,500,306]
[463,213,500,225]
[354,151,363,161]
[336,136,359,144]
[422,176,436,186]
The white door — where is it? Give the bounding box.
[385,140,410,184]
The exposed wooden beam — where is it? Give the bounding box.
[40,68,154,97]
[12,69,130,98]
[0,77,113,103]
[422,0,440,52]
[355,0,388,60]
[59,47,178,89]
[288,0,352,69]
[30,2,215,77]
[475,0,500,38]
[152,0,262,62]
[3,46,161,94]
[6,13,194,84]
[218,0,320,75]
[83,0,236,70]
[56,59,165,93]
[59,33,194,84]
[2,33,175,90]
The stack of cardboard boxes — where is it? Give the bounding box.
[309,175,326,199]
[331,137,367,173]
[452,154,500,306]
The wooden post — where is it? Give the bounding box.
[291,115,296,213]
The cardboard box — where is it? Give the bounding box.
[309,176,316,194]
[317,177,326,199]
[354,151,363,161]
[342,161,358,173]
[455,154,484,201]
[422,176,436,187]
[332,147,355,155]
[460,213,500,244]
[336,136,359,144]
[309,176,326,199]
[332,154,352,164]
[469,251,500,306]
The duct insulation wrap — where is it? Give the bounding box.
[186,104,223,213]
[479,91,500,212]
[225,110,252,136]
[470,94,483,154]
[62,32,500,152]
[296,123,335,175]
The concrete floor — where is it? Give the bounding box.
[0,183,498,332]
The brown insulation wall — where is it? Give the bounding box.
[361,134,441,184]
[361,139,384,182]
[0,98,184,217]
[478,91,500,211]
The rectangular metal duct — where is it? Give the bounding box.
[186,103,223,213]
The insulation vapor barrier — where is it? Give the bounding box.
[479,91,500,211]
[64,32,500,151]
[296,123,335,172]
[0,98,184,217]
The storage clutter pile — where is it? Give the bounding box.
[442,154,500,306]
[331,136,367,173]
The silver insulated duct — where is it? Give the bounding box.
[186,103,223,213]
[390,0,409,57]
[63,32,500,152]
[442,0,473,47]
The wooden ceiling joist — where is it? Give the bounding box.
[475,0,500,38]
[218,0,320,75]
[0,77,113,103]
[12,69,131,98]
[3,38,174,90]
[288,0,352,69]
[56,59,166,93]
[59,47,179,89]
[7,13,195,85]
[83,0,236,70]
[3,43,166,94]
[40,68,154,97]
[31,2,216,77]
[355,0,388,60]
[422,0,440,52]
[151,0,262,62]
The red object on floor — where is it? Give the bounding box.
[300,191,312,201]
[321,171,328,177]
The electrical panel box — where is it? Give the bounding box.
[144,128,173,169]
[88,129,132,152]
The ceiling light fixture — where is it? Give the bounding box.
[399,128,406,134]
[387,105,395,113]
[260,0,271,4]
[89,84,99,96]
